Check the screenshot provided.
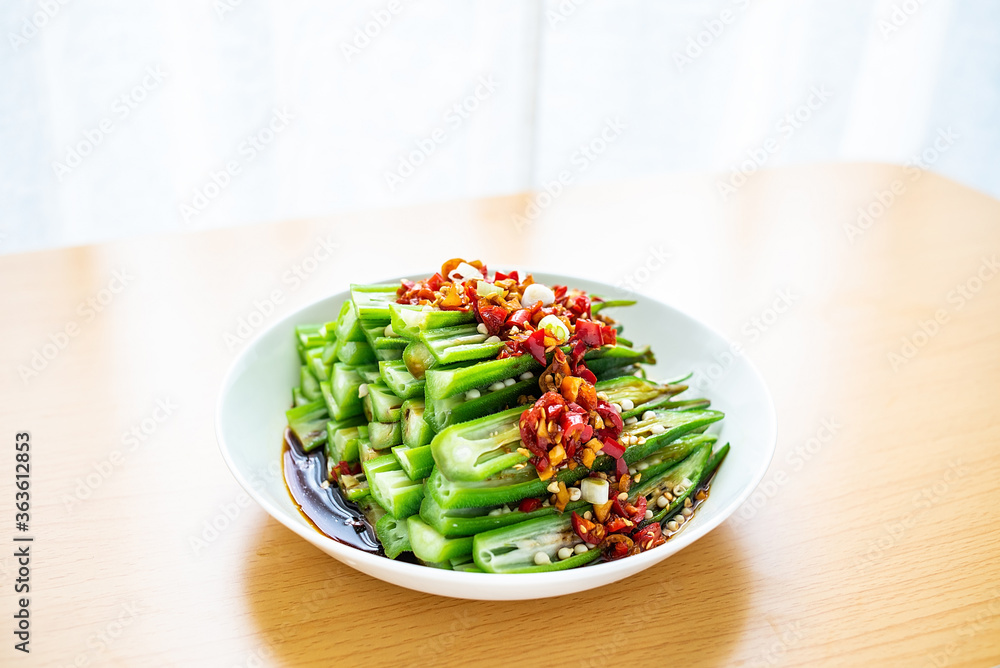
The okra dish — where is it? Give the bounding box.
[283,259,730,573]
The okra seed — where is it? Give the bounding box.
[542,499,551,507]
[628,467,637,475]
[642,411,656,421]
[568,487,582,501]
[624,417,638,425]
[519,371,534,381]
[597,392,610,401]
[656,495,669,508]
[637,437,647,445]
[583,511,592,520]
[672,484,686,496]
[557,547,574,561]
[358,383,369,398]
[682,507,693,517]
[547,481,560,494]
[633,474,641,483]
[384,324,399,337]
[533,552,551,566]
[673,515,684,524]
[644,509,654,519]
[502,505,512,514]
[574,543,589,554]
[486,335,502,344]
[666,521,679,531]
[510,326,520,334]
[320,480,330,489]
[489,382,505,392]
[477,323,488,335]
[620,398,635,411]
[611,403,623,413]
[650,424,666,435]
[488,508,502,516]
[465,388,481,400]
[617,492,628,501]
[683,497,692,508]
[504,377,516,387]
[636,462,649,471]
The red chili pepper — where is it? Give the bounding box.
[601,324,617,346]
[577,366,597,385]
[426,273,446,292]
[612,495,647,523]
[571,512,600,545]
[524,329,548,366]
[477,300,508,335]
[574,320,604,348]
[616,456,629,478]
[605,516,632,534]
[508,308,532,328]
[601,438,625,459]
[634,523,664,551]
[518,497,542,513]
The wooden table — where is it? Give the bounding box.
[2,163,998,667]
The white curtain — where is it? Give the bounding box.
[1,0,997,254]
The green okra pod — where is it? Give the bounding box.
[363,454,425,519]
[406,516,474,563]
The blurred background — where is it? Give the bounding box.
[1,0,998,255]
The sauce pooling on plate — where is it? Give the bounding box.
[282,428,380,554]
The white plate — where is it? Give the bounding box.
[216,271,776,600]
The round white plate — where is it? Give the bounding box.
[216,271,776,600]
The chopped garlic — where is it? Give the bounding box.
[521,283,555,307]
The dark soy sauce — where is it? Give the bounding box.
[283,426,718,563]
[282,428,380,554]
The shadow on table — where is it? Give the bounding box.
[241,517,753,668]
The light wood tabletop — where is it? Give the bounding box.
[1,163,999,668]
